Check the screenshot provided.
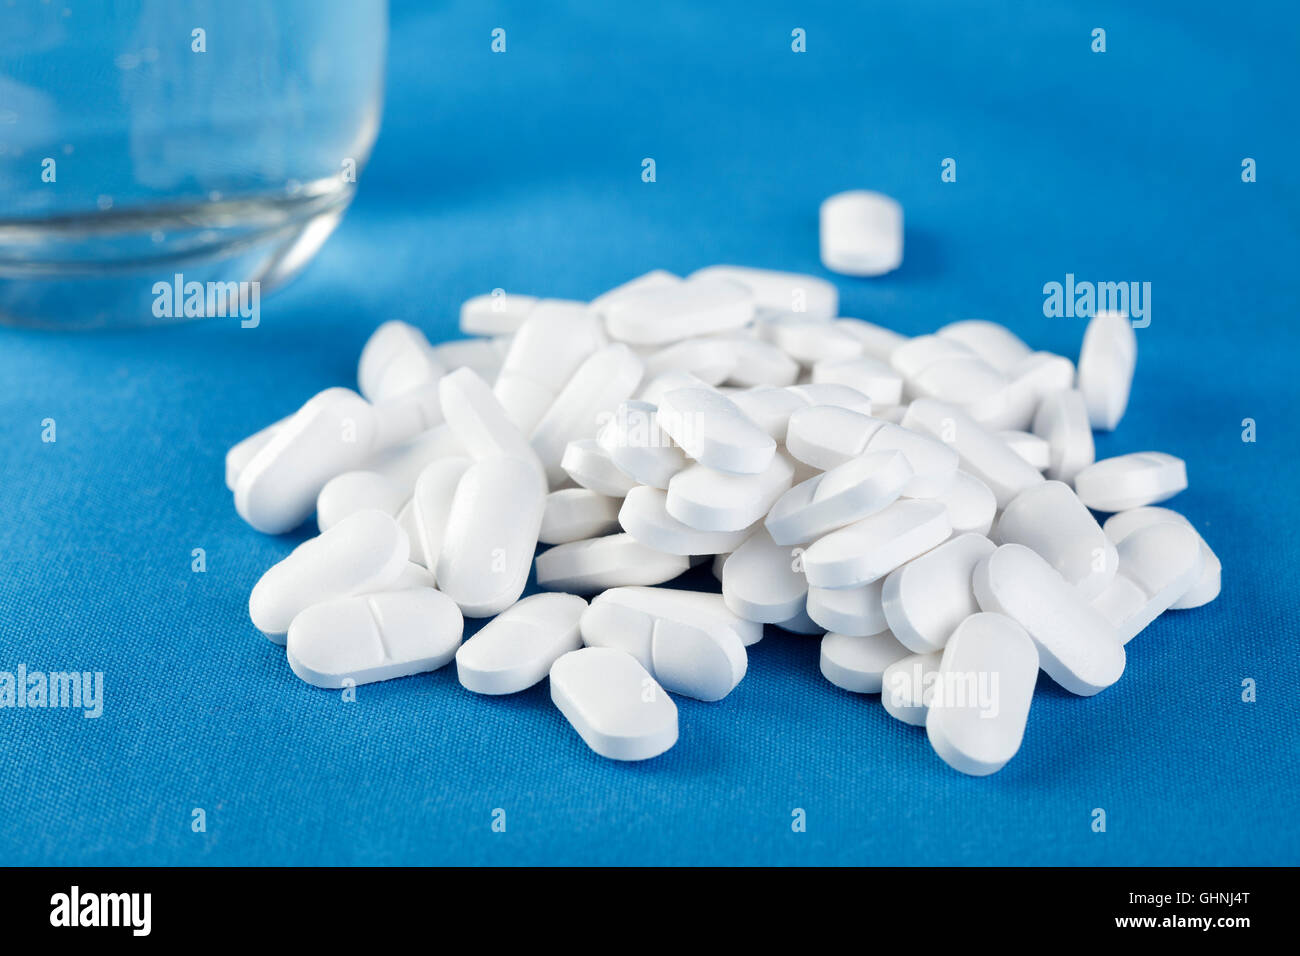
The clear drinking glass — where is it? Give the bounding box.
[0,0,387,328]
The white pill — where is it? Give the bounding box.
[439,368,545,487]
[225,417,286,491]
[718,336,801,387]
[762,315,863,365]
[435,457,545,617]
[561,439,638,497]
[459,292,543,336]
[907,356,1007,407]
[618,485,754,556]
[358,424,466,498]
[430,338,503,385]
[880,651,944,726]
[531,343,644,487]
[785,405,885,470]
[787,382,874,416]
[540,488,622,544]
[936,320,1033,375]
[902,399,1044,508]
[643,337,736,385]
[972,543,1124,696]
[580,587,748,701]
[410,457,474,574]
[819,190,903,277]
[1101,507,1220,608]
[603,276,754,346]
[492,301,607,432]
[930,470,996,536]
[721,528,808,624]
[807,581,887,636]
[1073,452,1187,512]
[550,647,678,761]
[890,335,973,379]
[235,388,379,535]
[726,386,809,441]
[882,533,996,653]
[455,592,587,694]
[636,368,710,407]
[367,381,445,450]
[1092,522,1204,643]
[316,470,405,532]
[689,265,837,320]
[803,498,952,589]
[286,587,463,689]
[996,430,1051,472]
[249,509,410,642]
[657,387,776,475]
[1031,389,1095,483]
[994,481,1117,599]
[597,400,687,490]
[819,630,912,693]
[1077,310,1137,431]
[589,269,682,315]
[765,450,913,545]
[866,423,960,498]
[357,321,444,403]
[834,318,908,360]
[665,453,796,532]
[925,612,1038,776]
[812,356,904,405]
[535,533,690,594]
[964,351,1075,433]
[389,562,436,590]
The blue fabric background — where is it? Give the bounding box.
[2,0,1298,865]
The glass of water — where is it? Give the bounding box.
[0,0,387,328]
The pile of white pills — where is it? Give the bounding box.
[229,206,1220,776]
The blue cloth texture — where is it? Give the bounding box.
[2,0,1298,866]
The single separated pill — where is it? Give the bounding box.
[550,648,678,761]
[1102,507,1221,608]
[665,453,796,532]
[722,528,809,624]
[1077,310,1137,431]
[456,593,587,694]
[603,276,755,346]
[881,533,996,653]
[618,485,754,556]
[819,190,903,276]
[580,587,748,701]
[286,588,463,689]
[249,509,410,642]
[802,498,952,589]
[994,480,1117,600]
[880,652,944,726]
[540,488,622,545]
[435,457,545,617]
[656,387,775,475]
[807,580,888,637]
[1073,452,1187,512]
[1091,522,1204,643]
[926,612,1039,776]
[819,630,912,693]
[535,533,690,594]
[689,265,838,320]
[972,544,1125,696]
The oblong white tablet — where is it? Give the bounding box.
[996,430,1051,472]
[286,587,464,688]
[802,499,952,589]
[410,457,474,573]
[431,338,504,383]
[764,450,913,545]
[439,368,545,486]
[550,648,679,761]
[972,351,1076,432]
[580,587,748,701]
[890,335,974,380]
[812,355,904,405]
[819,190,903,277]
[1073,452,1187,512]
[865,422,960,498]
[590,269,682,316]
[455,592,587,694]
[249,508,410,643]
[727,386,810,441]
[762,315,863,365]
[657,387,775,475]
[665,453,796,532]
[226,416,286,491]
[1077,310,1137,431]
[1101,506,1220,608]
[719,335,801,387]
[1031,389,1094,482]
[880,652,944,726]
[785,405,885,470]
[721,528,808,624]
[1092,522,1203,643]
[535,534,690,594]
[603,276,755,346]
[926,612,1039,776]
[561,439,638,497]
[806,580,888,637]
[819,630,912,693]
[316,470,406,532]
[881,533,996,653]
[357,321,444,403]
[936,320,1032,375]
[435,457,545,617]
[358,424,466,498]
[930,470,996,536]
[689,265,838,320]
[598,400,687,489]
[493,301,607,431]
[902,399,1044,508]
[972,544,1125,696]
[908,356,1007,407]
[618,485,754,556]
[994,480,1117,599]
[459,291,541,336]
[643,336,736,385]
[540,488,622,545]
